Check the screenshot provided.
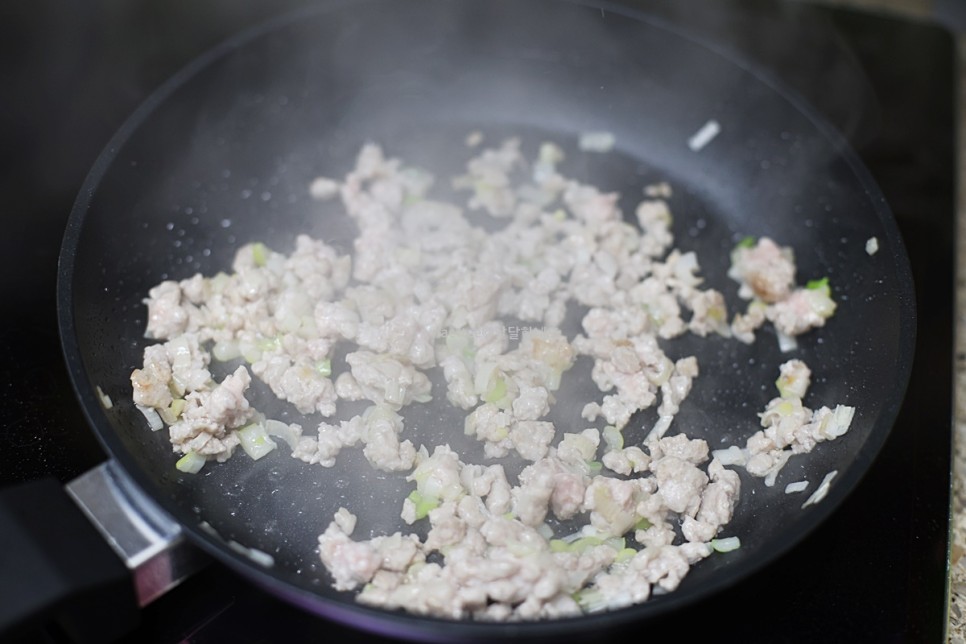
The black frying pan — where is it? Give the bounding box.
[55,0,914,640]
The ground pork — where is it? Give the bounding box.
[132,136,851,621]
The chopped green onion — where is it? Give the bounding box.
[736,235,756,249]
[806,277,829,291]
[614,547,637,564]
[176,450,206,474]
[238,423,277,460]
[252,242,268,267]
[634,518,653,531]
[406,490,439,521]
[316,359,332,378]
[804,281,836,318]
[587,461,603,474]
[482,375,507,404]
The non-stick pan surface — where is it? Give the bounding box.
[58,0,914,640]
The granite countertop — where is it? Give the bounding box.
[950,35,966,642]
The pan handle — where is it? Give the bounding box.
[0,462,207,642]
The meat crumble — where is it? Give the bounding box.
[131,135,854,619]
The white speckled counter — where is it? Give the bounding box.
[948,37,965,644]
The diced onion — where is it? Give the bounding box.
[264,419,302,450]
[710,536,741,552]
[712,446,747,467]
[465,131,483,148]
[176,450,206,474]
[806,288,837,319]
[137,404,164,431]
[538,141,565,165]
[549,535,622,554]
[309,177,340,200]
[687,119,721,151]
[802,470,837,508]
[776,369,808,400]
[643,182,672,198]
[228,540,275,567]
[238,423,277,460]
[95,386,113,410]
[673,251,700,285]
[602,426,623,451]
[784,481,809,494]
[646,357,673,387]
[158,398,185,425]
[825,405,854,439]
[776,331,798,353]
[647,416,673,441]
[574,588,608,613]
[239,336,263,364]
[212,340,241,362]
[578,131,616,153]
[208,272,230,294]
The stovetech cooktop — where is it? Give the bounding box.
[0,1,953,641]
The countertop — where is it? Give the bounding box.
[950,34,966,644]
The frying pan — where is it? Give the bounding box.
[43,0,915,640]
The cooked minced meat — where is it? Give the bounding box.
[728,237,837,345]
[131,135,849,620]
[712,359,854,486]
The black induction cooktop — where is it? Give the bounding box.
[0,1,954,642]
